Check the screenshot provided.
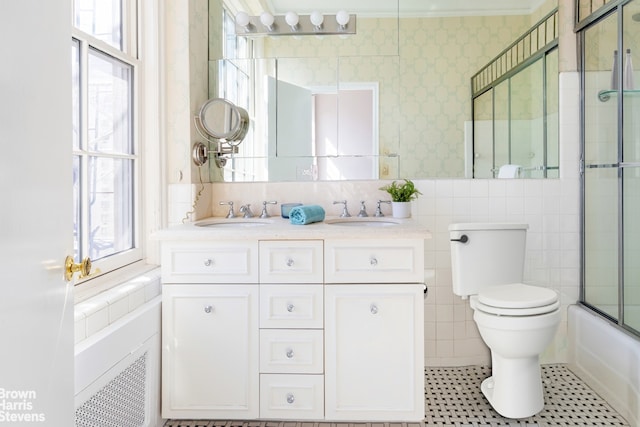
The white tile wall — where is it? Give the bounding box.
[172,71,582,367]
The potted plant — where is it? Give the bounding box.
[379,179,422,218]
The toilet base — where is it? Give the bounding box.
[480,355,545,419]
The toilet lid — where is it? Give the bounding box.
[473,283,559,316]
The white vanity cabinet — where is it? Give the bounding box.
[324,239,425,422]
[160,231,426,422]
[161,241,259,419]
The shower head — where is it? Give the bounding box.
[632,12,640,22]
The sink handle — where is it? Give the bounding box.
[374,200,391,217]
[333,200,351,217]
[260,200,278,218]
[219,201,235,218]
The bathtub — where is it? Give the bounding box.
[568,304,640,425]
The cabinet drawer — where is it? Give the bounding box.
[324,239,424,283]
[260,285,323,329]
[161,242,258,283]
[259,240,323,283]
[260,329,323,374]
[259,374,324,420]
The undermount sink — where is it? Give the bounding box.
[325,218,401,227]
[195,218,272,227]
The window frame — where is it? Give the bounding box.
[72,0,143,283]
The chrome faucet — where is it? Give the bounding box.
[333,200,351,218]
[219,201,235,218]
[357,201,368,217]
[260,201,278,218]
[374,200,391,217]
[239,204,255,218]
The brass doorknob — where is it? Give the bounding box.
[64,256,92,282]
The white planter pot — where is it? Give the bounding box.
[391,201,411,218]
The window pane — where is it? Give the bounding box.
[74,0,122,50]
[88,48,133,154]
[87,156,134,261]
[72,40,80,151]
[73,155,81,260]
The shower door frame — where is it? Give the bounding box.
[578,0,640,337]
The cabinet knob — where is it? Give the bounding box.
[370,304,378,315]
[285,348,294,359]
[204,305,213,314]
[286,303,295,312]
[286,258,294,267]
[370,257,378,266]
[286,393,295,404]
[204,258,213,267]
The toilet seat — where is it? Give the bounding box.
[471,283,559,316]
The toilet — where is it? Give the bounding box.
[449,223,560,419]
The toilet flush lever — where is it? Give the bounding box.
[450,234,469,243]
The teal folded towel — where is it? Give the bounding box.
[289,205,325,225]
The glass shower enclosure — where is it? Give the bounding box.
[580,0,640,335]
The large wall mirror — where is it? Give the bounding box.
[207,0,558,182]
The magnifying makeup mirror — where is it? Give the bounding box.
[192,98,250,167]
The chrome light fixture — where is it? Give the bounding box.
[336,10,350,30]
[310,11,324,30]
[285,12,299,31]
[260,12,275,31]
[235,11,252,32]
[234,10,356,36]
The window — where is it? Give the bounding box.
[72,0,141,279]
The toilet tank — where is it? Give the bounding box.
[449,223,528,298]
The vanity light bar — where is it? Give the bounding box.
[234,11,356,37]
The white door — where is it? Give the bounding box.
[267,77,316,181]
[0,1,74,426]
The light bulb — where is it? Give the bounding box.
[336,10,350,28]
[260,12,275,30]
[285,11,299,29]
[310,11,324,28]
[235,11,251,29]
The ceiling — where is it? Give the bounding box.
[261,0,547,17]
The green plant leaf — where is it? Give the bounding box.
[379,179,422,202]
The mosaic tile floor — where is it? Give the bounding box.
[165,365,629,427]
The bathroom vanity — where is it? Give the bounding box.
[157,218,429,421]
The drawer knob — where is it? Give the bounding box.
[370,257,378,266]
[286,303,295,313]
[286,258,294,267]
[286,393,295,404]
[204,258,213,267]
[204,305,213,314]
[285,348,294,359]
[370,304,378,315]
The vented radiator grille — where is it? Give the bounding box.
[75,353,147,427]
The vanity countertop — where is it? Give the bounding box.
[154,216,431,241]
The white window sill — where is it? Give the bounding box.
[74,263,161,344]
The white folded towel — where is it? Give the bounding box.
[498,164,521,178]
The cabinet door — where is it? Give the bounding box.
[162,284,259,419]
[325,284,424,421]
